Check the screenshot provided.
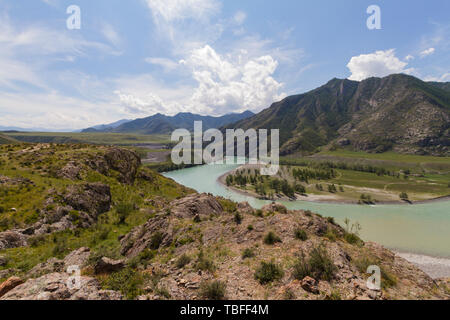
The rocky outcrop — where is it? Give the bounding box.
[237,202,255,215]
[63,183,111,217]
[120,217,173,258]
[0,277,23,298]
[170,193,224,219]
[0,231,28,250]
[94,257,125,274]
[27,247,91,279]
[104,148,141,184]
[0,273,122,300]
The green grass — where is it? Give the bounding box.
[3,132,170,146]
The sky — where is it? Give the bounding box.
[0,0,449,130]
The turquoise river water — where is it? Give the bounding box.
[164,163,450,259]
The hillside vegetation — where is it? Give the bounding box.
[226,74,450,156]
[0,143,449,300]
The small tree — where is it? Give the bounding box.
[399,192,409,201]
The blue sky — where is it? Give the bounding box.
[0,0,449,130]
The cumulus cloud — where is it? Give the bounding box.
[420,47,435,58]
[347,49,412,81]
[184,45,285,115]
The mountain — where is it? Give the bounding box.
[81,119,132,133]
[225,74,450,156]
[105,111,254,134]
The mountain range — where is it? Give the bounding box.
[225,74,450,156]
[82,111,254,134]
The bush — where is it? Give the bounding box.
[254,261,284,284]
[102,268,145,300]
[294,228,308,241]
[242,248,255,259]
[149,232,164,250]
[176,254,191,268]
[199,280,226,300]
[196,250,215,272]
[399,192,409,201]
[116,202,134,225]
[234,212,243,225]
[293,246,337,281]
[264,232,282,245]
[247,224,254,231]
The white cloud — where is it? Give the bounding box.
[233,11,247,25]
[100,22,122,47]
[145,57,180,71]
[420,47,435,58]
[144,0,220,23]
[347,49,412,81]
[185,45,285,115]
[423,73,450,82]
[405,54,414,61]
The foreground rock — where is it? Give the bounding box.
[0,231,28,250]
[0,277,23,298]
[0,273,122,300]
[170,193,223,219]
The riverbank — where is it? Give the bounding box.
[395,251,450,279]
[218,166,450,205]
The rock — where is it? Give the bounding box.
[170,193,223,219]
[301,276,319,294]
[0,269,18,280]
[120,217,172,258]
[337,138,351,146]
[237,202,255,215]
[27,258,65,279]
[0,231,28,250]
[0,277,23,298]
[0,273,122,300]
[104,148,141,184]
[94,257,125,274]
[261,202,287,214]
[63,247,91,269]
[64,183,111,218]
[58,161,82,180]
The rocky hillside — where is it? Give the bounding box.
[0,143,448,300]
[226,74,450,156]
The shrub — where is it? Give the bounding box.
[255,209,263,217]
[354,257,397,289]
[254,261,284,284]
[399,192,409,201]
[344,232,362,245]
[196,250,215,272]
[116,202,134,225]
[247,224,254,231]
[199,280,226,300]
[293,246,337,281]
[149,232,164,250]
[102,268,145,300]
[294,228,308,241]
[242,248,255,259]
[264,232,282,245]
[0,206,4,213]
[176,254,191,268]
[283,288,296,300]
[234,212,243,225]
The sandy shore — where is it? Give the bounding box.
[395,251,450,279]
[217,167,450,205]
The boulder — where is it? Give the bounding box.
[104,148,141,184]
[63,183,111,218]
[0,231,28,250]
[0,277,24,298]
[58,161,82,180]
[170,193,223,219]
[94,257,125,274]
[63,247,91,269]
[0,273,122,300]
[301,276,319,294]
[27,258,64,279]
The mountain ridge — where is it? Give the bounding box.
[225,74,450,156]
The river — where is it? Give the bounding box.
[164,163,450,263]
